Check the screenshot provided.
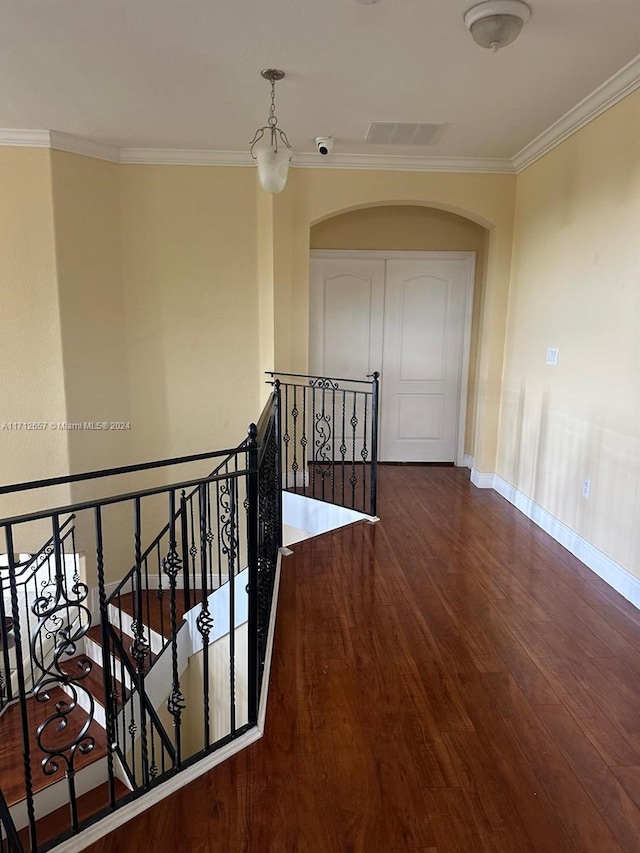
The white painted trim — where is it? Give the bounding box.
[257,549,283,731]
[470,468,495,489]
[49,130,120,163]
[463,454,475,470]
[285,470,310,488]
[311,250,478,262]
[119,148,251,166]
[455,255,476,467]
[2,56,638,173]
[292,152,515,174]
[513,55,640,172]
[492,475,640,611]
[0,128,51,147]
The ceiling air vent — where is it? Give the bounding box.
[365,122,445,146]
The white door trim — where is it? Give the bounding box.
[309,250,476,466]
[311,250,477,263]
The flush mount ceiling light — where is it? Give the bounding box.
[464,0,531,52]
[250,69,292,194]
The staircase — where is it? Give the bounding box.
[0,373,379,853]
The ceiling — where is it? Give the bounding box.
[0,0,639,161]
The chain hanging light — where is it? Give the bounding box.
[250,69,292,194]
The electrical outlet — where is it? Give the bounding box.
[582,477,591,498]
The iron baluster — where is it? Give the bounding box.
[274,379,283,549]
[95,506,117,809]
[362,391,369,511]
[370,372,380,516]
[131,498,151,788]
[5,524,37,852]
[228,479,237,735]
[197,483,213,751]
[301,385,307,495]
[179,492,191,612]
[163,490,185,768]
[291,384,298,492]
[351,391,358,508]
[331,385,336,505]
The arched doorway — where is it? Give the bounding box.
[309,205,489,465]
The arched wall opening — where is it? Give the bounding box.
[308,204,490,459]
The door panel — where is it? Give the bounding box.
[309,259,385,463]
[310,259,385,378]
[381,260,469,462]
[310,253,474,465]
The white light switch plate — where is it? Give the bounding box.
[546,347,559,366]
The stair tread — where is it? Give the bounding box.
[61,654,129,710]
[114,589,190,639]
[86,625,158,675]
[0,686,107,807]
[17,778,130,849]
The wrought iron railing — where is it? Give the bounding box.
[0,787,22,852]
[0,391,281,852]
[266,372,379,516]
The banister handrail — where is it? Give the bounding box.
[0,445,245,497]
[266,369,377,386]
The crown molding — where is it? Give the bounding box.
[513,54,640,173]
[2,57,638,173]
[49,130,120,162]
[291,152,514,173]
[0,128,52,147]
[119,148,251,166]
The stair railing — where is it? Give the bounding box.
[266,371,380,516]
[0,787,21,852]
[0,390,282,852]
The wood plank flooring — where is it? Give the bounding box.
[86,465,640,852]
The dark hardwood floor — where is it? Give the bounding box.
[87,465,640,852]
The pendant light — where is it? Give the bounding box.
[249,69,292,194]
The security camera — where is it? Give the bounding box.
[315,136,334,156]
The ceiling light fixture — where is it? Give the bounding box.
[250,69,292,194]
[464,0,531,53]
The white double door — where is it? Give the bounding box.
[309,252,475,463]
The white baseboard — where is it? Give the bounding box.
[463,454,475,470]
[470,467,495,489]
[470,470,640,611]
[285,470,310,488]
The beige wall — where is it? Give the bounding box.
[51,151,131,479]
[0,148,71,542]
[119,164,260,461]
[273,169,517,471]
[310,205,488,454]
[498,91,640,578]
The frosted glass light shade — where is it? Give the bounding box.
[464,1,531,52]
[470,14,523,49]
[256,144,291,194]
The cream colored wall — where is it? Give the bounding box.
[274,169,516,471]
[498,91,640,578]
[310,205,488,454]
[0,148,71,545]
[50,151,131,477]
[119,165,260,461]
